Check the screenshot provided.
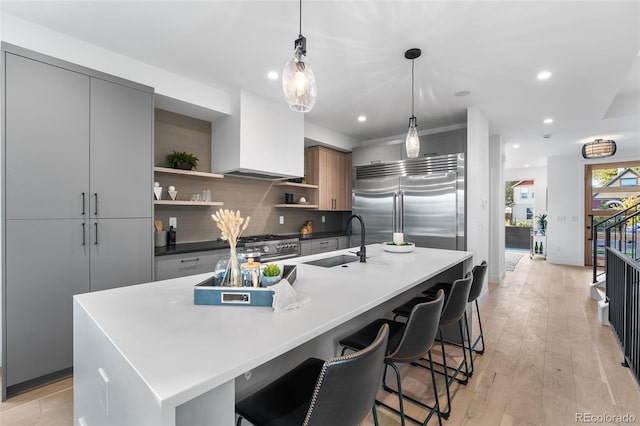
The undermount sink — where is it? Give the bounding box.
[302,254,360,268]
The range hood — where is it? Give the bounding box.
[212,90,304,180]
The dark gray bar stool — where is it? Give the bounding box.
[423,261,488,375]
[235,324,389,426]
[392,272,473,419]
[394,262,488,376]
[339,290,445,426]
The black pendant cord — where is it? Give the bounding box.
[299,0,302,37]
[411,59,415,118]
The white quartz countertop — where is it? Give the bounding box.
[74,244,472,408]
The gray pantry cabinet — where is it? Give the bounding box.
[2,45,153,399]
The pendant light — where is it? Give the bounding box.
[282,0,317,112]
[582,138,617,159]
[404,48,421,158]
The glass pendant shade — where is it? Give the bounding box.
[282,45,317,112]
[406,117,420,158]
[581,139,616,159]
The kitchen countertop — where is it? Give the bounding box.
[154,230,351,256]
[74,244,472,425]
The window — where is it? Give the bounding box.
[521,187,528,199]
[620,177,638,186]
[526,208,533,219]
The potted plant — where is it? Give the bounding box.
[260,263,282,286]
[535,213,547,235]
[166,151,199,170]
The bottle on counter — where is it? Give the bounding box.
[168,226,177,246]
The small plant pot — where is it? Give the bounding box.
[260,275,282,287]
[174,162,194,170]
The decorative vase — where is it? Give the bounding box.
[226,247,243,287]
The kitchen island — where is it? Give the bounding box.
[73,244,472,426]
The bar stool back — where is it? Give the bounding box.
[339,291,445,426]
[235,324,389,426]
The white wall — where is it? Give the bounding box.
[489,135,505,284]
[466,107,490,292]
[304,121,360,152]
[546,153,639,266]
[1,13,231,115]
[546,155,584,265]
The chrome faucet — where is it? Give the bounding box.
[346,214,366,263]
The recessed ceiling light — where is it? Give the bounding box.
[537,70,552,80]
[357,115,367,122]
[513,144,520,148]
[543,118,553,124]
[267,71,279,80]
[525,164,530,167]
[543,134,552,139]
[454,90,471,97]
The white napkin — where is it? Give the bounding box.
[271,279,310,312]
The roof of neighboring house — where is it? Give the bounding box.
[593,167,640,200]
[512,180,534,187]
[602,168,640,187]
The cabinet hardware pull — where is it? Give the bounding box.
[180,258,200,263]
[94,193,98,215]
[371,160,381,164]
[82,192,86,215]
[82,222,86,245]
[94,222,98,245]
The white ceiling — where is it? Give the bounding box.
[2,0,639,169]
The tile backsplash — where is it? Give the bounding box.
[154,175,348,242]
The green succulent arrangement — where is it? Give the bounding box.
[385,241,412,246]
[262,264,281,277]
[166,151,199,170]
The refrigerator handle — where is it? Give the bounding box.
[392,192,397,232]
[399,191,404,232]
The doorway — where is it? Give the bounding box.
[584,161,640,266]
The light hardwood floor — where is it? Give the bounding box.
[2,253,639,425]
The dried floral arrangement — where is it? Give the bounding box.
[211,209,251,286]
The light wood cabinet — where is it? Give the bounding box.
[305,146,352,211]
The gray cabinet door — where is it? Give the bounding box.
[299,241,312,256]
[312,238,338,254]
[352,143,402,167]
[90,78,153,219]
[89,218,152,292]
[5,53,90,220]
[155,250,227,281]
[5,219,89,387]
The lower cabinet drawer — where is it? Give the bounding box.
[311,238,338,254]
[155,250,227,281]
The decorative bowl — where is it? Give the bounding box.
[382,242,415,253]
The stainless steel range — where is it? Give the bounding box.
[240,234,300,261]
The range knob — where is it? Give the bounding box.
[262,245,270,253]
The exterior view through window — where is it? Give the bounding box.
[585,161,640,267]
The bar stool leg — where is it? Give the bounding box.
[464,310,475,377]
[472,299,486,354]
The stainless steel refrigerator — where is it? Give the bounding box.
[351,154,465,250]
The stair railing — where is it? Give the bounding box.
[605,209,640,386]
[591,201,640,283]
